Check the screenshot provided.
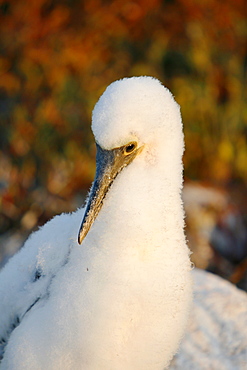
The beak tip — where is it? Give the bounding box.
[78,232,83,245]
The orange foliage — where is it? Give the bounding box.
[0,0,246,234]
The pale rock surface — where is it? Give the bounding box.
[170,268,247,370]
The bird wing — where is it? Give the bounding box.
[0,208,84,359]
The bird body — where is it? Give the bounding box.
[0,77,192,369]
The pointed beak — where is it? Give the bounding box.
[78,143,141,244]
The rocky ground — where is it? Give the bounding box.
[170,268,247,369]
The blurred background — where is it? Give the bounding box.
[0,0,246,289]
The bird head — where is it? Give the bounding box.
[78,76,182,244]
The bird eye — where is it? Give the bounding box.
[124,142,137,155]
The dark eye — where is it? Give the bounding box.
[124,142,137,154]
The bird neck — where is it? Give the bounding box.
[90,147,185,254]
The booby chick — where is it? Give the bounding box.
[0,77,192,370]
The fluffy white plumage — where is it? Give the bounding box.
[0,77,192,369]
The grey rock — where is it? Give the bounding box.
[170,268,247,369]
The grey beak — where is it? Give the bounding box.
[78,143,141,244]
